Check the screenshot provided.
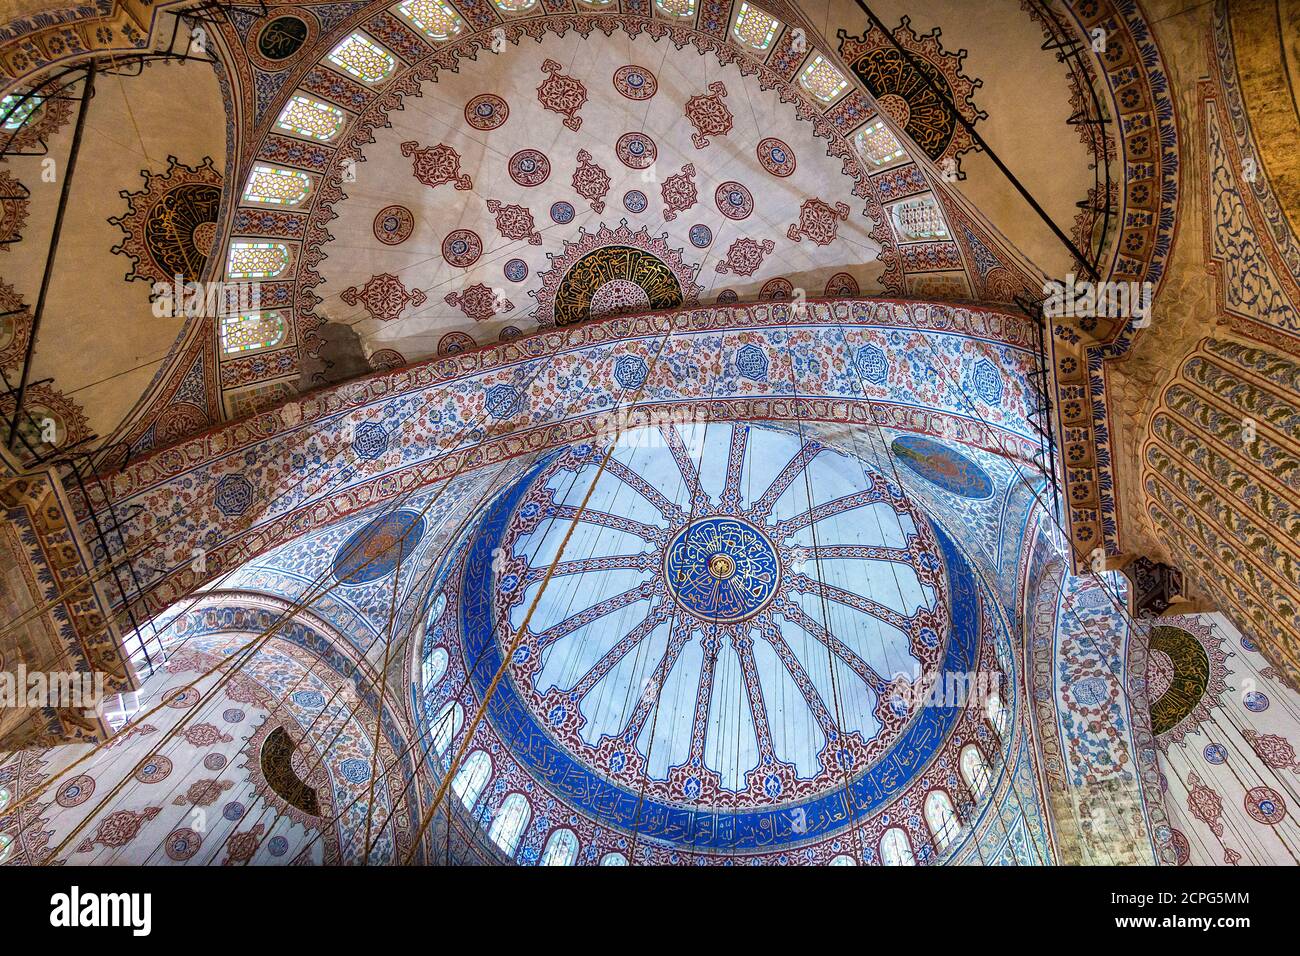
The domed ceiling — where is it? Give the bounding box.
[315,29,891,360]
[416,420,1017,862]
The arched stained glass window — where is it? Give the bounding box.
[654,0,696,18]
[0,786,10,814]
[924,790,959,853]
[731,2,781,51]
[986,690,1010,738]
[452,749,491,809]
[880,827,916,866]
[855,119,906,168]
[226,242,290,280]
[599,851,628,865]
[890,196,950,241]
[0,833,12,865]
[432,700,464,756]
[1,93,41,129]
[798,55,849,104]
[221,312,286,354]
[327,32,397,83]
[275,95,345,142]
[243,165,311,206]
[492,0,536,10]
[422,646,449,688]
[828,854,857,866]
[960,744,992,801]
[540,828,579,866]
[397,0,463,41]
[489,792,531,856]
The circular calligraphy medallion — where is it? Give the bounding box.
[663,517,780,623]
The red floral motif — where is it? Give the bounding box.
[486,199,542,245]
[661,164,698,221]
[173,777,235,807]
[445,283,514,321]
[537,58,587,131]
[684,81,733,149]
[181,722,234,747]
[438,331,475,354]
[441,228,483,267]
[825,272,860,296]
[400,140,472,190]
[508,149,551,187]
[612,64,658,101]
[341,273,428,322]
[1243,730,1300,772]
[572,150,610,213]
[1244,786,1287,825]
[787,198,851,245]
[715,237,775,277]
[615,132,657,170]
[75,807,161,853]
[368,348,406,371]
[760,277,794,300]
[464,93,508,131]
[1186,770,1241,864]
[223,823,266,865]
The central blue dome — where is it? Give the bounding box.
[417,421,1001,858]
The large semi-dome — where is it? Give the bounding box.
[418,420,1006,862]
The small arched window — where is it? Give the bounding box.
[274,95,345,142]
[986,691,1010,738]
[599,852,628,866]
[489,793,531,857]
[880,827,916,866]
[540,828,579,866]
[451,749,491,810]
[828,854,857,866]
[422,647,449,689]
[960,744,992,802]
[924,790,959,854]
[431,701,463,756]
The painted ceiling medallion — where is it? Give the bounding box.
[537,58,587,131]
[464,93,509,131]
[684,81,733,149]
[891,435,993,499]
[401,140,473,191]
[787,197,851,246]
[530,220,702,327]
[340,273,428,322]
[486,199,542,245]
[332,510,426,585]
[714,181,754,220]
[373,205,414,245]
[508,148,551,187]
[837,16,986,166]
[441,228,483,267]
[661,163,699,221]
[665,517,780,623]
[612,64,658,100]
[756,137,796,177]
[616,132,657,169]
[445,282,514,320]
[572,149,611,212]
[109,155,222,286]
[715,237,775,277]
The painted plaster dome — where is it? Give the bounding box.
[419,420,1001,861]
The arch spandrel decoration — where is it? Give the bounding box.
[82,299,1044,620]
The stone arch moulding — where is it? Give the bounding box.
[77,297,1045,621]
